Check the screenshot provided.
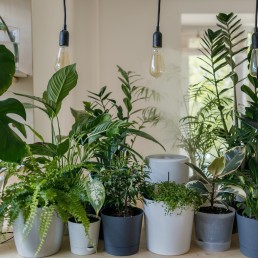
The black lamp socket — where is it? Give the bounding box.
[59,29,69,47]
[153,30,162,48]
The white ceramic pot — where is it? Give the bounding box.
[68,215,100,255]
[13,209,64,258]
[144,199,194,255]
[146,154,189,183]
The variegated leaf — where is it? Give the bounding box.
[208,156,225,177]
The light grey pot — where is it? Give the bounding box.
[13,209,64,258]
[194,205,235,252]
[237,210,258,258]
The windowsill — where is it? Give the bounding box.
[0,230,245,257]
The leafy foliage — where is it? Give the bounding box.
[144,181,202,214]
[97,158,147,216]
[187,146,245,209]
[71,66,164,169]
[179,13,248,168]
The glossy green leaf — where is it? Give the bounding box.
[185,162,209,183]
[0,45,15,96]
[186,180,209,195]
[222,146,246,176]
[0,98,26,162]
[86,178,105,216]
[47,64,78,107]
[208,156,225,177]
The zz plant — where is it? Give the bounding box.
[179,13,248,168]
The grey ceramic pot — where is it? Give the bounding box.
[101,207,143,256]
[194,205,235,252]
[237,210,258,258]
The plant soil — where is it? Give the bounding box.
[199,206,232,214]
[69,216,99,223]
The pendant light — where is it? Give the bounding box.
[249,0,258,77]
[55,0,70,71]
[149,0,165,78]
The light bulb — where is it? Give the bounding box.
[55,46,70,71]
[249,48,258,77]
[150,48,165,78]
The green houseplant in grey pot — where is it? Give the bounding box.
[99,159,147,256]
[143,181,202,255]
[187,146,245,252]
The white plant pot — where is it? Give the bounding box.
[13,209,64,258]
[146,154,189,183]
[68,215,100,255]
[144,199,194,255]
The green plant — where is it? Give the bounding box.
[97,158,147,216]
[0,45,26,162]
[179,13,248,167]
[71,65,164,168]
[0,59,107,255]
[144,181,202,214]
[186,146,245,210]
[0,151,105,255]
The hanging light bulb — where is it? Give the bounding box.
[150,0,165,78]
[250,0,258,77]
[55,0,70,71]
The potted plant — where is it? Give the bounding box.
[143,181,202,255]
[98,159,147,256]
[186,146,245,252]
[0,51,105,257]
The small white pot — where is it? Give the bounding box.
[68,215,100,255]
[146,154,189,183]
[13,209,64,258]
[144,199,194,255]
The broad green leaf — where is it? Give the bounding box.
[186,180,209,195]
[219,185,246,199]
[241,85,257,102]
[127,128,165,150]
[185,162,209,183]
[57,139,69,156]
[208,156,225,177]
[86,178,105,216]
[222,146,246,176]
[0,98,26,162]
[0,45,15,96]
[47,64,78,106]
[29,142,57,157]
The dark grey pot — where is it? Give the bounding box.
[101,207,143,256]
[237,210,258,258]
[194,206,235,252]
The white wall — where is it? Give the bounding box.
[30,0,254,155]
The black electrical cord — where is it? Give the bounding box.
[59,0,69,47]
[63,0,67,30]
[153,0,162,48]
[156,0,161,31]
[0,232,13,244]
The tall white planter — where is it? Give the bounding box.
[68,215,100,255]
[144,199,194,255]
[146,154,189,183]
[13,209,64,258]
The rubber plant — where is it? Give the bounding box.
[186,146,245,210]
